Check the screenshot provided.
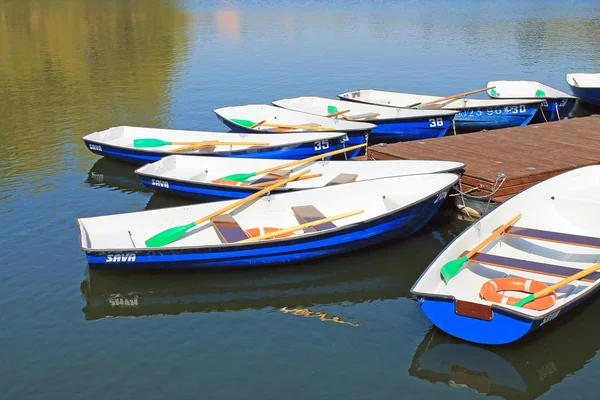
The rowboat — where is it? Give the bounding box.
[338,89,542,132]
[566,73,600,107]
[135,154,465,200]
[411,165,600,345]
[410,320,598,398]
[272,96,458,143]
[77,173,458,270]
[487,80,576,122]
[82,126,349,164]
[213,104,374,156]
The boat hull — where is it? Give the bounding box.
[569,86,600,107]
[340,97,539,132]
[417,281,600,345]
[83,188,451,270]
[532,98,577,122]
[368,115,453,143]
[216,115,367,158]
[83,138,352,165]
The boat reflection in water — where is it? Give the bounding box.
[80,243,413,321]
[409,298,600,398]
[86,158,151,194]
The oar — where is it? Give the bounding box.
[327,105,353,120]
[134,138,268,148]
[169,141,269,153]
[239,209,364,242]
[415,86,495,109]
[572,77,580,88]
[440,213,522,283]
[144,169,311,248]
[251,120,267,128]
[249,173,322,187]
[514,262,600,308]
[214,142,367,183]
[231,119,327,130]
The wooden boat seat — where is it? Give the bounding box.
[325,173,358,186]
[250,170,291,185]
[211,214,248,243]
[470,252,600,283]
[292,205,336,232]
[505,226,600,248]
[348,112,380,120]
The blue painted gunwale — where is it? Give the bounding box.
[81,183,454,270]
[215,114,368,158]
[83,137,352,165]
[568,86,600,107]
[338,96,541,132]
[416,282,600,345]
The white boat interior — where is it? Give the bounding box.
[213,104,376,131]
[412,166,600,319]
[272,96,457,120]
[486,80,574,99]
[135,155,465,190]
[566,73,600,88]
[338,89,542,110]
[78,174,458,251]
[83,126,345,154]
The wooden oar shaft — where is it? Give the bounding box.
[250,173,322,187]
[572,78,580,88]
[254,143,366,176]
[171,141,219,152]
[172,141,269,145]
[326,110,350,117]
[239,209,364,242]
[171,141,269,152]
[192,170,311,226]
[532,262,600,300]
[465,213,522,259]
[418,86,495,108]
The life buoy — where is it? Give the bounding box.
[211,179,250,186]
[244,227,293,239]
[479,277,557,311]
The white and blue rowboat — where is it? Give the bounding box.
[411,165,600,345]
[487,80,576,123]
[213,104,374,158]
[566,73,600,107]
[82,126,349,165]
[77,173,458,270]
[338,89,542,132]
[272,96,458,143]
[135,155,465,201]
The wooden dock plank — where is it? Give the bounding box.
[366,116,600,203]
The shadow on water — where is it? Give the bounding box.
[86,158,152,194]
[409,296,600,399]
[80,202,471,320]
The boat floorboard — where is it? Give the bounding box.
[364,116,600,203]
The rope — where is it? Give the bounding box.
[452,118,456,135]
[555,103,561,121]
[455,172,507,217]
[539,104,549,123]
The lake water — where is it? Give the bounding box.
[1,1,600,398]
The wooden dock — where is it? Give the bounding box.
[365,116,600,203]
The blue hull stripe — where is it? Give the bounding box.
[369,115,453,143]
[570,86,600,107]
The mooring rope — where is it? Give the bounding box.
[452,172,507,217]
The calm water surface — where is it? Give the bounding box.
[1,1,600,398]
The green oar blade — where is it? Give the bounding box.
[440,255,468,283]
[535,89,546,98]
[134,138,172,148]
[327,105,338,114]
[145,222,196,248]
[231,119,257,128]
[513,294,535,308]
[215,172,257,183]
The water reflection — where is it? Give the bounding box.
[410,298,600,398]
[86,158,151,194]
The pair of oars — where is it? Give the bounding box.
[326,106,380,120]
[231,119,335,131]
[145,170,312,248]
[133,138,268,151]
[440,213,600,308]
[409,86,495,109]
[213,142,367,183]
